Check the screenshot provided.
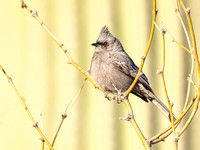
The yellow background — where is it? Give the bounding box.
[0,0,200,150]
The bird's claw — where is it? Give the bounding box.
[114,95,122,104]
[104,91,127,104]
[104,91,112,101]
[114,91,126,104]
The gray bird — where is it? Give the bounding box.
[89,26,177,122]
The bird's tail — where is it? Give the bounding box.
[150,96,177,122]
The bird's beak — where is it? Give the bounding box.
[91,43,100,47]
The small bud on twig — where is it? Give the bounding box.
[60,43,64,48]
[173,135,179,143]
[61,114,67,119]
[39,137,45,142]
[21,2,27,9]
[120,114,134,121]
[156,9,159,15]
[32,10,38,18]
[186,7,190,14]
[66,60,72,64]
[171,102,174,107]
[161,27,167,35]
[141,56,146,61]
[157,69,163,75]
[32,122,38,127]
[175,7,178,13]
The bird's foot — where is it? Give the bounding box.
[104,91,112,101]
[104,91,127,104]
[114,94,123,104]
[114,91,127,104]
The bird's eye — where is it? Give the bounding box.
[104,42,109,46]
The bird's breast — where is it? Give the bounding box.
[90,52,133,93]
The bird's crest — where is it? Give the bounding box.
[97,25,114,42]
[100,26,111,36]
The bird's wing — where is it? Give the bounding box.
[111,52,153,92]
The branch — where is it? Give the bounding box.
[52,78,86,146]
[160,27,177,136]
[176,0,200,139]
[178,0,200,79]
[178,94,200,137]
[150,94,197,144]
[156,26,178,149]
[175,0,195,111]
[124,0,157,97]
[122,99,151,150]
[0,65,54,150]
[21,1,107,95]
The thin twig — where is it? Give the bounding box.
[51,78,87,146]
[121,1,156,149]
[177,0,200,139]
[20,1,108,96]
[171,38,193,55]
[161,28,176,134]
[123,99,151,150]
[124,0,156,97]
[168,31,195,111]
[183,58,195,110]
[150,94,197,144]
[175,0,192,50]
[178,0,200,78]
[40,113,45,149]
[151,1,200,146]
[187,75,198,91]
[178,94,200,137]
[175,0,194,111]
[0,65,54,150]
[160,28,178,149]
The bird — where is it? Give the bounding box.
[89,26,177,122]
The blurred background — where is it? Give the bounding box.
[0,0,200,149]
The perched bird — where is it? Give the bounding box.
[89,26,176,122]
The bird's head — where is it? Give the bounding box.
[92,26,124,52]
